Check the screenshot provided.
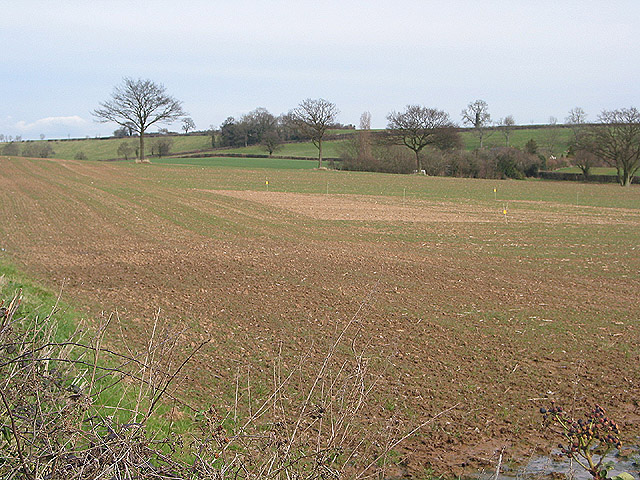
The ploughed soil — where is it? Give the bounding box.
[1,157,639,477]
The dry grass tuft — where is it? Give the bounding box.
[0,291,452,479]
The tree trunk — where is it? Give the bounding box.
[621,169,631,187]
[138,133,145,163]
[317,140,323,168]
[580,166,590,180]
[415,150,422,173]
[139,132,151,163]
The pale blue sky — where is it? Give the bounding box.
[1,0,639,139]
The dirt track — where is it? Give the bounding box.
[1,157,639,476]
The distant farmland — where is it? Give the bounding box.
[1,124,574,162]
[0,156,638,476]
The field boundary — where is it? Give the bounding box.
[171,151,341,162]
[538,170,639,184]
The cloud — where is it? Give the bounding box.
[2,116,94,140]
[15,116,88,133]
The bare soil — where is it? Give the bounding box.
[1,158,638,477]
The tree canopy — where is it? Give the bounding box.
[386,105,455,172]
[93,77,185,162]
[289,98,339,167]
[588,107,640,186]
[461,99,492,148]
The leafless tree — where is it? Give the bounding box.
[261,130,283,156]
[182,117,196,134]
[117,141,135,161]
[565,107,589,146]
[289,98,339,167]
[243,107,278,145]
[498,115,515,146]
[544,116,561,156]
[565,107,595,178]
[566,107,588,129]
[461,99,492,148]
[357,111,374,164]
[386,105,454,172]
[93,77,186,162]
[589,107,640,186]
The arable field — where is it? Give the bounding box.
[0,156,638,477]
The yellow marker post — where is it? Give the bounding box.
[265,180,269,191]
[493,188,497,200]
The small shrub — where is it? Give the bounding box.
[496,149,524,179]
[540,403,630,480]
[1,142,20,156]
[21,142,54,158]
[341,142,414,174]
[117,141,135,161]
[74,151,88,160]
[150,136,173,157]
[525,138,538,154]
[441,150,479,178]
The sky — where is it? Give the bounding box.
[1,0,639,140]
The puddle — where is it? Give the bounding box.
[475,448,639,480]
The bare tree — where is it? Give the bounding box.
[93,77,186,162]
[358,111,374,165]
[565,107,595,178]
[117,141,135,161]
[386,105,454,172]
[566,107,588,130]
[261,130,283,156]
[150,136,173,157]
[289,98,339,168]
[543,116,561,156]
[498,115,515,146]
[588,107,640,186]
[461,99,492,148]
[565,108,589,146]
[243,107,278,145]
[182,117,196,134]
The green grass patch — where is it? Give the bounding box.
[556,166,619,176]
[153,156,319,170]
[0,256,78,340]
[461,126,573,155]
[0,254,195,435]
[220,139,347,158]
[145,165,640,210]
[9,135,213,161]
